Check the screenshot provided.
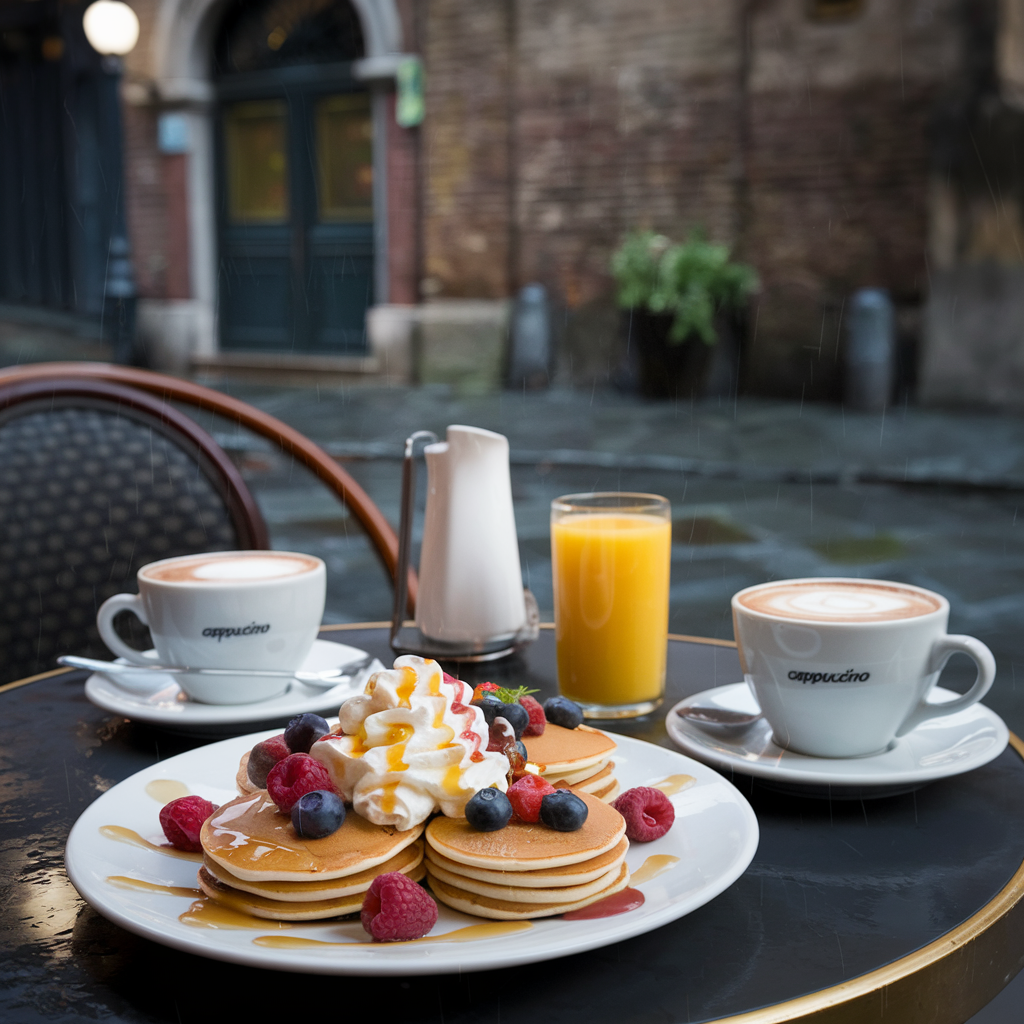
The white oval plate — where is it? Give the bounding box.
[83,639,381,733]
[64,730,758,976]
[666,683,1009,788]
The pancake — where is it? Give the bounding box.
[425,791,626,870]
[426,859,623,904]
[427,862,630,920]
[523,724,617,775]
[424,837,628,888]
[202,792,424,882]
[592,778,621,802]
[202,840,424,901]
[235,752,261,796]
[557,761,614,792]
[544,758,612,787]
[198,862,427,921]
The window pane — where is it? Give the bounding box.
[225,100,289,224]
[316,93,373,222]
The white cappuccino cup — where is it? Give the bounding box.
[96,551,326,704]
[731,577,996,758]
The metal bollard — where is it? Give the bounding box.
[844,288,894,412]
[507,283,551,389]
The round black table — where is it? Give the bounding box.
[3,624,1024,1024]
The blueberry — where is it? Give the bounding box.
[465,787,513,832]
[291,789,345,838]
[544,696,584,730]
[471,695,504,726]
[515,739,528,762]
[499,702,529,739]
[540,790,588,831]
[284,713,331,753]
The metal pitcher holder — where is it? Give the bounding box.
[389,431,539,662]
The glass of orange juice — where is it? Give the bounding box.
[551,493,671,718]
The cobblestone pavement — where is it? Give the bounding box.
[189,380,1024,742]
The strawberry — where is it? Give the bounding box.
[520,695,546,736]
[507,773,555,822]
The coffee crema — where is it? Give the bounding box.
[142,553,320,584]
[737,581,941,623]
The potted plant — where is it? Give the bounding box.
[611,230,758,399]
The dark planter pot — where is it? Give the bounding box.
[623,310,740,400]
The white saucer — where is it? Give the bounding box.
[666,683,1009,798]
[83,639,382,735]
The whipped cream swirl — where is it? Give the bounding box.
[310,655,508,830]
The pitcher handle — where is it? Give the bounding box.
[895,634,996,737]
[390,431,438,646]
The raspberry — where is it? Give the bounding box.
[247,734,290,788]
[266,753,336,814]
[361,872,438,941]
[612,786,675,842]
[507,773,555,822]
[159,795,218,852]
[520,695,546,736]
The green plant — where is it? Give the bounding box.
[611,229,759,344]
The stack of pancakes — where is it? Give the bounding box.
[424,791,629,919]
[523,723,620,802]
[198,792,425,921]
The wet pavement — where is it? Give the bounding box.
[188,380,1024,739]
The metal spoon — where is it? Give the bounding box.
[58,654,375,690]
[675,704,763,728]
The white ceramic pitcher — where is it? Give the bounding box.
[415,425,527,644]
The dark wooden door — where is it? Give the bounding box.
[218,71,373,354]
[213,0,371,355]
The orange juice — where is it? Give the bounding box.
[552,511,671,710]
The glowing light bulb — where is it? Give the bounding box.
[83,0,140,56]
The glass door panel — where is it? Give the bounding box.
[224,99,289,223]
[315,93,373,222]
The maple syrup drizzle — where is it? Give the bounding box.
[395,667,417,707]
[145,779,190,804]
[179,899,296,930]
[384,725,414,772]
[630,855,680,885]
[254,920,532,949]
[562,888,645,920]
[99,825,202,862]
[106,875,202,898]
[653,774,696,796]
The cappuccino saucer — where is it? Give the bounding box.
[83,639,382,736]
[666,683,1009,799]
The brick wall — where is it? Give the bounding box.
[420,0,964,396]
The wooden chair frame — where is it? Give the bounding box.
[0,362,417,610]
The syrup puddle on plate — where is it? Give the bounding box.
[181,900,298,930]
[107,876,202,899]
[145,780,190,804]
[100,826,202,862]
[653,774,696,796]
[254,921,533,949]
[630,854,680,886]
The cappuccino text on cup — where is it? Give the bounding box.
[96,551,326,704]
[731,578,996,758]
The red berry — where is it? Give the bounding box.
[361,872,438,941]
[159,795,218,852]
[612,786,675,842]
[507,773,555,822]
[247,734,291,788]
[487,717,516,753]
[473,682,500,700]
[266,753,336,815]
[520,695,546,736]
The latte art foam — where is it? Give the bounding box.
[142,553,320,584]
[738,581,940,622]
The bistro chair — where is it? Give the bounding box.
[0,364,415,685]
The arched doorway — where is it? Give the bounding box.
[214,0,373,353]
